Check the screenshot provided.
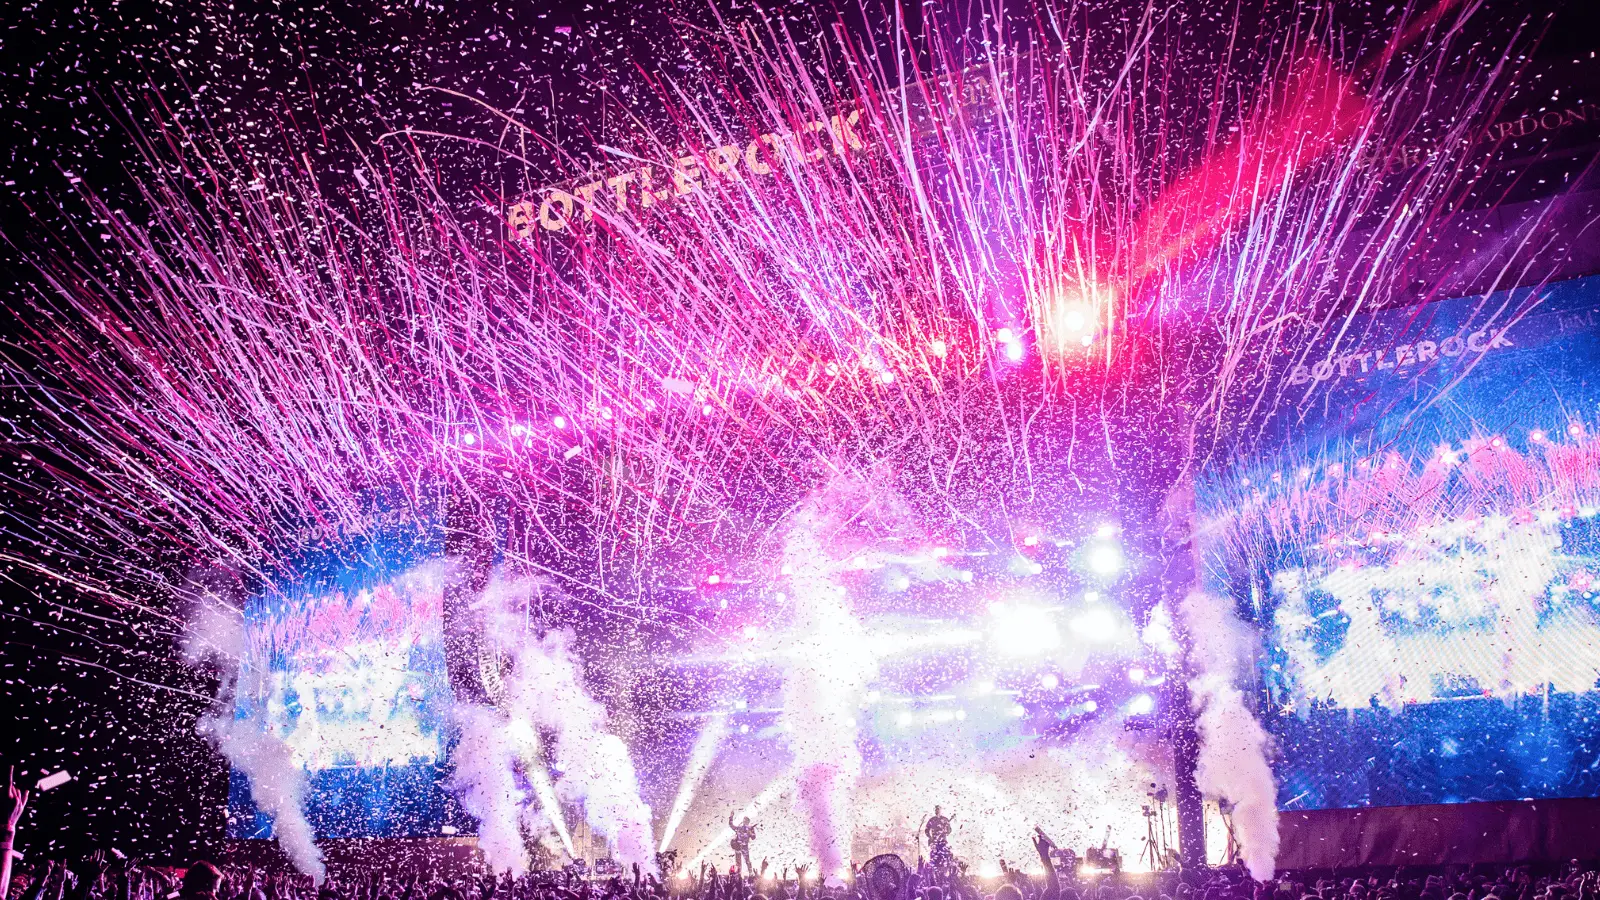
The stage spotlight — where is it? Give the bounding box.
[1070,607,1120,641]
[1039,672,1060,689]
[989,604,1061,656]
[1087,543,1123,574]
[1005,341,1025,362]
[1127,694,1155,715]
[896,711,915,727]
[1035,282,1110,363]
[658,714,729,853]
[1128,667,1146,683]
[523,753,576,857]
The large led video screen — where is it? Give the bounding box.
[1203,274,1600,810]
[225,551,461,839]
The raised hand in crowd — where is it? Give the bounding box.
[3,768,31,900]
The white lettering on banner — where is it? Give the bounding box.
[1287,326,1515,386]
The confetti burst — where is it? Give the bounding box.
[4,3,1527,601]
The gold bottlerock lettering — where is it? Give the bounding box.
[507,201,537,238]
[708,145,743,180]
[797,122,832,162]
[830,109,865,152]
[538,192,574,232]
[639,167,658,208]
[505,105,875,236]
[673,156,702,195]
[745,134,777,176]
[572,181,604,220]
[607,171,636,213]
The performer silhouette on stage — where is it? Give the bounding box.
[728,813,758,875]
[925,805,954,871]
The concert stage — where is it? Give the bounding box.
[223,795,1600,875]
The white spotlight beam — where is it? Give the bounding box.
[686,769,794,871]
[515,743,576,859]
[658,713,729,853]
[529,758,576,858]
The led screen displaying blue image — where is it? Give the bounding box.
[225,551,463,839]
[1202,274,1600,809]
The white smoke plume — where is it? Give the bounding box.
[182,572,325,882]
[1179,591,1278,881]
[504,628,656,871]
[449,704,531,875]
[180,592,246,667]
[200,714,327,883]
[779,477,880,877]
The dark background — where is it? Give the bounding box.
[4,0,1600,865]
